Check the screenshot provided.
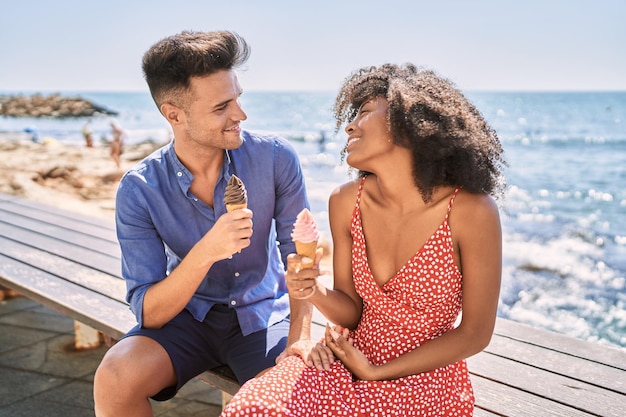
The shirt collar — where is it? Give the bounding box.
[165,141,233,194]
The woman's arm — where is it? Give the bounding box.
[310,182,364,329]
[285,181,364,329]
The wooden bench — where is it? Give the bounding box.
[0,193,240,405]
[1,193,624,416]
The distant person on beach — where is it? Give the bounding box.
[109,120,125,168]
[222,64,506,416]
[93,31,313,416]
[82,119,94,147]
[23,126,39,143]
[318,129,327,152]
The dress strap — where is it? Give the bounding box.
[445,187,462,218]
[355,175,367,209]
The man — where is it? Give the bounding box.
[94,31,314,416]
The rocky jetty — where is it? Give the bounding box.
[0,94,118,118]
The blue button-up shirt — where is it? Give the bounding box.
[115,130,309,335]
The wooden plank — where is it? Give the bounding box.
[493,319,626,370]
[0,204,117,243]
[471,374,595,417]
[0,223,121,277]
[0,210,120,257]
[472,406,503,417]
[485,333,625,394]
[0,254,135,339]
[467,351,625,417]
[0,235,126,301]
[0,193,115,230]
[198,366,241,395]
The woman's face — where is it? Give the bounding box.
[343,97,394,170]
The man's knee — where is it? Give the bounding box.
[94,343,131,393]
[95,336,176,396]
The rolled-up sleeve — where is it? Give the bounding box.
[116,175,168,327]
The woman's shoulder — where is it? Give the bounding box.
[330,177,363,201]
[450,189,501,229]
[455,189,498,211]
[328,178,362,232]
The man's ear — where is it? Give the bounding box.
[161,102,184,125]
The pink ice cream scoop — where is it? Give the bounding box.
[291,208,320,268]
[291,208,320,243]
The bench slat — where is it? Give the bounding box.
[0,210,120,258]
[472,407,503,417]
[484,332,625,394]
[0,235,126,301]
[493,319,625,370]
[198,366,241,395]
[0,254,134,339]
[467,351,625,416]
[471,374,595,417]
[0,195,116,234]
[0,222,121,277]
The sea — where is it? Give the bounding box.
[1,90,625,350]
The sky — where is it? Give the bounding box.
[1,0,624,93]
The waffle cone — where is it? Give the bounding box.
[295,240,318,269]
[226,203,247,212]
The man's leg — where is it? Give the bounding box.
[227,317,291,383]
[94,335,175,417]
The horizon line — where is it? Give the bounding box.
[2,88,626,95]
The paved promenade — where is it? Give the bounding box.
[0,294,223,417]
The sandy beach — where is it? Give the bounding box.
[0,133,333,263]
[0,134,161,220]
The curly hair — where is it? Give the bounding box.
[334,63,506,202]
[142,30,250,110]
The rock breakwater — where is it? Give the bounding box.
[0,94,118,118]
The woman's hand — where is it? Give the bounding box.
[285,248,324,300]
[276,338,335,370]
[325,324,378,380]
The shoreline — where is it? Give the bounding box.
[0,134,160,220]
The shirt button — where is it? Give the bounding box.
[234,272,240,277]
[230,300,237,306]
[177,171,182,177]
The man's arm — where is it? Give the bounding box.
[118,174,253,328]
[141,209,253,328]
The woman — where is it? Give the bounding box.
[222,64,506,416]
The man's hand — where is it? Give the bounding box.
[201,209,253,262]
[277,338,336,371]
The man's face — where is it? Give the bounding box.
[182,70,248,150]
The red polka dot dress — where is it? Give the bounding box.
[221,177,474,416]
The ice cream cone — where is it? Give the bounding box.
[224,175,248,213]
[295,240,318,269]
[226,203,247,212]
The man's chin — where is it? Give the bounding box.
[224,134,244,150]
